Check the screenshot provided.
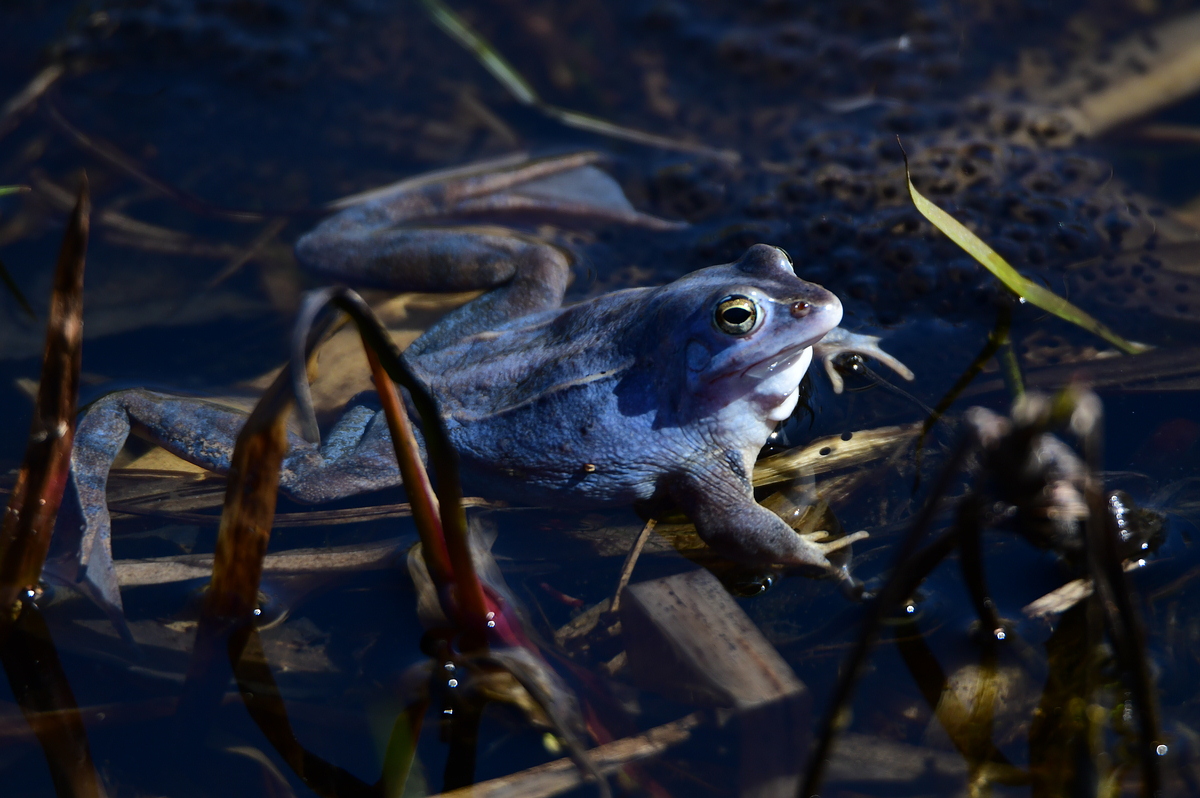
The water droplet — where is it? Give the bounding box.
[1156,744,1168,756]
[253,608,262,616]
[443,708,454,715]
[994,628,1006,641]
[447,678,458,688]
[487,620,496,628]
[1138,559,1146,567]
[444,662,456,672]
[485,611,495,620]
[905,603,916,614]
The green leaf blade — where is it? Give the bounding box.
[904,158,1150,355]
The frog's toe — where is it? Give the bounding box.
[815,328,915,393]
[800,528,870,556]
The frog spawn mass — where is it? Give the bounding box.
[47,0,1200,336]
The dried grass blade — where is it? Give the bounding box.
[364,346,452,586]
[298,287,489,649]
[177,367,295,723]
[203,372,292,621]
[417,0,739,163]
[902,149,1149,355]
[0,176,88,605]
[299,290,605,790]
[204,216,289,290]
[179,311,338,719]
[539,105,741,163]
[0,63,64,140]
[429,713,700,798]
[417,0,539,105]
[0,177,104,798]
[46,101,264,223]
[178,315,403,796]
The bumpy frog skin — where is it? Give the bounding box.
[47,155,912,618]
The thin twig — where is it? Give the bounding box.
[609,519,655,615]
[204,216,288,290]
[0,63,64,140]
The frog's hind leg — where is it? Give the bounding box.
[282,394,409,502]
[295,152,683,357]
[298,225,572,358]
[47,389,406,631]
[47,389,271,628]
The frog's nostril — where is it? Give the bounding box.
[790,301,811,318]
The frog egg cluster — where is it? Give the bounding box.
[645,120,1163,327]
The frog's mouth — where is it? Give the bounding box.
[744,337,821,380]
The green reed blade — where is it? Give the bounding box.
[418,0,540,106]
[903,151,1150,355]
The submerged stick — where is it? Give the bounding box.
[609,519,654,615]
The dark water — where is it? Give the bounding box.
[2,0,1200,795]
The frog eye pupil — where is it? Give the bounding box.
[714,296,759,335]
[723,307,751,324]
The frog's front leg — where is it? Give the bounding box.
[667,465,839,572]
[814,327,915,393]
[48,389,405,620]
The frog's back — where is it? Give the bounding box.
[414,286,675,505]
[416,287,652,422]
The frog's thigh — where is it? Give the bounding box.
[283,406,405,503]
[298,226,571,356]
[404,235,571,357]
[669,468,832,569]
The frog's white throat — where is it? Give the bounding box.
[754,345,812,421]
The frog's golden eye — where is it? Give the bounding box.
[714,295,759,335]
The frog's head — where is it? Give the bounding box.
[664,244,842,417]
